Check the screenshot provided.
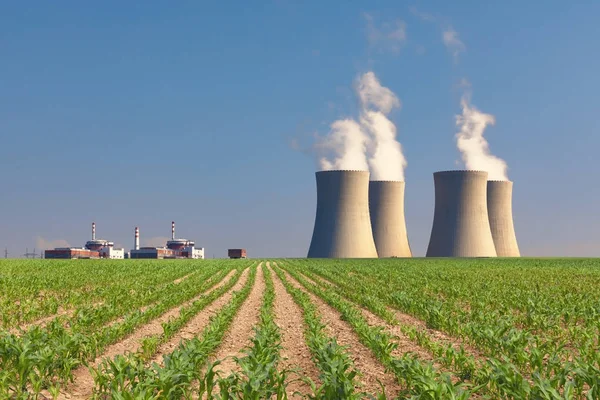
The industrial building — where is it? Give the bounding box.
[308,170,378,258]
[129,222,204,259]
[369,181,412,258]
[45,223,125,259]
[487,180,520,257]
[45,248,100,259]
[426,171,497,258]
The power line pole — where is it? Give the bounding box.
[4,248,7,259]
[23,248,38,259]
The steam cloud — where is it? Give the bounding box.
[316,119,369,171]
[316,72,407,181]
[455,94,508,180]
[358,72,406,181]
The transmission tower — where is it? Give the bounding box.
[4,248,7,259]
[23,248,38,259]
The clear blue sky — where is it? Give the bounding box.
[1,1,599,258]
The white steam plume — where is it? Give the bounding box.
[456,95,508,180]
[316,119,369,171]
[315,71,406,180]
[357,72,406,181]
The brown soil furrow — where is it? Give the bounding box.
[308,271,485,361]
[277,265,402,397]
[58,268,238,400]
[298,271,433,361]
[270,265,321,396]
[13,301,105,335]
[210,263,265,376]
[150,266,252,366]
[173,271,196,285]
[12,307,73,334]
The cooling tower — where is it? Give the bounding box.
[307,170,378,258]
[369,181,412,258]
[426,170,497,257]
[487,180,520,257]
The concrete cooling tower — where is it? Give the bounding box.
[426,170,497,257]
[369,181,412,258]
[307,170,378,258]
[487,180,520,257]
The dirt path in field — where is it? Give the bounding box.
[210,263,265,376]
[58,268,238,400]
[270,264,321,396]
[150,266,252,366]
[305,271,486,362]
[277,265,402,397]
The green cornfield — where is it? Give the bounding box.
[1,258,600,399]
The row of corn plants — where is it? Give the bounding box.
[0,260,202,329]
[0,261,239,398]
[292,259,600,399]
[90,264,258,398]
[133,265,246,361]
[293,264,548,398]
[199,263,290,398]
[271,263,366,399]
[282,262,472,400]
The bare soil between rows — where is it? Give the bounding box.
[278,264,402,397]
[150,267,249,365]
[58,268,238,400]
[270,264,321,396]
[210,263,265,375]
[308,271,486,362]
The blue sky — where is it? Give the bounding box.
[1,1,599,258]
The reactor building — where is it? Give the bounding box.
[307,170,378,258]
[129,222,205,259]
[45,222,125,259]
[369,181,412,258]
[426,171,497,258]
[487,180,520,257]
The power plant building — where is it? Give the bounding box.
[307,170,378,258]
[130,222,204,259]
[369,181,412,258]
[45,223,125,259]
[487,180,520,257]
[45,248,100,259]
[426,171,497,258]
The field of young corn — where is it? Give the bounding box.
[1,258,599,399]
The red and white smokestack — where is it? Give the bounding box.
[92,222,96,241]
[171,221,175,240]
[134,227,140,250]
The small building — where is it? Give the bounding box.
[228,249,247,259]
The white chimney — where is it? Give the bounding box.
[134,227,140,250]
[171,221,175,240]
[92,222,96,241]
